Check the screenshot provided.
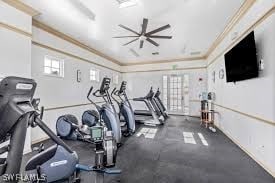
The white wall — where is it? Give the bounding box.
[0,1,33,153]
[122,66,207,117]
[31,28,122,142]
[207,3,275,176]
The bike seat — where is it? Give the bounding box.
[25,145,58,171]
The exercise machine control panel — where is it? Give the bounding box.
[90,126,104,142]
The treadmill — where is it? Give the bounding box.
[133,87,163,125]
[153,88,169,118]
[134,88,163,117]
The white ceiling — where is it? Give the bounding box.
[22,0,244,64]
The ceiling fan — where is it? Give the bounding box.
[113,18,172,49]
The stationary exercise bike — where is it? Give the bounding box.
[0,76,120,183]
[111,81,135,136]
[56,111,118,168]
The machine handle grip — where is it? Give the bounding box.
[87,86,93,99]
[40,106,44,120]
[111,87,116,96]
[93,90,107,98]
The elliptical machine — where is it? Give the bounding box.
[111,81,136,137]
[86,77,122,145]
[56,77,122,146]
[0,76,120,183]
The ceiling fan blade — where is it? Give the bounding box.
[145,24,171,36]
[146,38,159,47]
[141,18,148,35]
[123,38,139,46]
[119,24,140,35]
[113,36,140,38]
[140,40,144,49]
[147,35,172,39]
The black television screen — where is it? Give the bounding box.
[224,31,258,82]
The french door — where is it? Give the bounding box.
[163,74,189,115]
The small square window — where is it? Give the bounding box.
[44,56,64,77]
[90,68,100,82]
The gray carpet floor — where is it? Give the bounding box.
[23,116,274,183]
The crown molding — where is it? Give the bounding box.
[32,19,122,66]
[121,55,206,66]
[32,41,122,73]
[27,0,255,67]
[0,21,32,37]
[207,5,275,67]
[205,0,256,58]
[122,66,207,73]
[122,0,255,66]
[2,0,40,16]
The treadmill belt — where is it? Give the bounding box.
[134,115,154,122]
[134,110,152,116]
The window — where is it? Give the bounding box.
[163,76,168,108]
[163,74,189,114]
[44,56,64,77]
[90,68,100,82]
[113,74,119,85]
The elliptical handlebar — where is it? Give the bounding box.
[87,87,102,111]
[87,86,94,100]
[40,106,44,120]
[111,87,116,96]
[110,87,121,104]
[93,89,107,98]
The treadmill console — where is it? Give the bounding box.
[154,88,160,98]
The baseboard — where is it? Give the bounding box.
[31,136,50,145]
[187,115,200,118]
[169,113,200,118]
[216,125,275,178]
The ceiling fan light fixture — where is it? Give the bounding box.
[69,0,96,20]
[117,0,138,8]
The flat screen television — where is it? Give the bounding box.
[224,31,258,82]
